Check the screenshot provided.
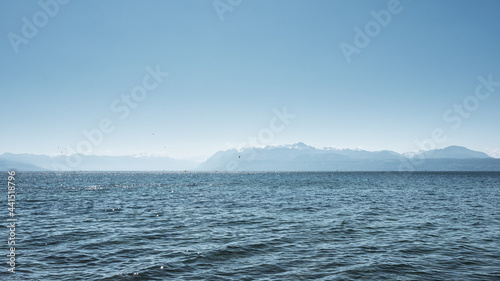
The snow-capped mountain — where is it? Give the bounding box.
[196,143,498,171]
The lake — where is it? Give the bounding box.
[5,171,500,280]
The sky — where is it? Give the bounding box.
[1,0,500,160]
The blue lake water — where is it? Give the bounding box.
[4,172,500,280]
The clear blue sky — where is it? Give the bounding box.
[2,0,499,159]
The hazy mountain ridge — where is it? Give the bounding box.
[197,143,500,172]
[0,153,197,171]
[409,146,491,159]
[0,158,46,171]
[1,144,499,171]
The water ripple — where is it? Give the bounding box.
[6,172,500,280]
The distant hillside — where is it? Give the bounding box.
[410,146,491,159]
[197,143,500,172]
[0,159,45,171]
[0,153,197,171]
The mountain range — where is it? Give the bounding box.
[0,153,197,172]
[1,143,499,171]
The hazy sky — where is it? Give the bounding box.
[2,0,500,160]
